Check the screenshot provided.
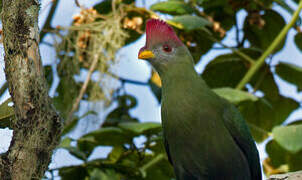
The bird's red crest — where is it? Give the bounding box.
[145,19,183,48]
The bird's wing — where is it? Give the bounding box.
[223,103,262,180]
[163,134,173,165]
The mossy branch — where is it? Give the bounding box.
[236,0,302,90]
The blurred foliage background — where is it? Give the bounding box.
[1,0,302,179]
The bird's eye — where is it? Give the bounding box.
[162,44,172,53]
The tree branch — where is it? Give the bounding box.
[40,0,60,43]
[236,0,302,90]
[0,0,63,179]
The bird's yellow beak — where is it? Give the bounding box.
[138,50,155,60]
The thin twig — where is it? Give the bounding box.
[138,153,166,178]
[41,41,54,47]
[119,77,149,86]
[238,35,246,47]
[40,0,60,42]
[65,51,100,125]
[211,37,255,65]
[236,0,302,90]
[252,56,274,93]
[235,15,240,46]
[74,0,85,9]
[74,0,81,7]
[252,69,267,93]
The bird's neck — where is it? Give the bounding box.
[154,46,211,96]
[160,60,197,85]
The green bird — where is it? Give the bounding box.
[138,19,262,180]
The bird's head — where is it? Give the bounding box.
[138,19,191,73]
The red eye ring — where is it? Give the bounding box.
[162,44,172,52]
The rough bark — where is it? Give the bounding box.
[0,0,63,179]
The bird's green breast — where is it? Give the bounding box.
[160,62,252,179]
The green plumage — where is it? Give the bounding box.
[158,47,261,180]
[139,19,262,180]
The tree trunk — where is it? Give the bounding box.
[0,0,63,179]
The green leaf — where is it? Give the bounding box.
[89,169,120,180]
[294,33,302,52]
[244,10,286,53]
[202,0,235,30]
[275,0,295,16]
[58,137,73,148]
[275,0,302,25]
[94,0,112,14]
[213,87,258,105]
[58,138,87,160]
[239,95,299,143]
[107,146,125,163]
[65,147,87,161]
[0,98,14,129]
[103,95,138,127]
[77,127,131,157]
[118,122,162,136]
[117,95,137,109]
[196,0,206,5]
[147,135,165,154]
[250,65,279,100]
[202,49,261,87]
[266,140,288,168]
[62,111,97,136]
[202,52,250,88]
[203,53,298,143]
[0,83,8,99]
[275,62,302,91]
[59,166,88,180]
[54,64,80,119]
[248,65,299,141]
[180,28,216,63]
[150,1,195,15]
[44,65,53,88]
[103,107,138,127]
[169,15,211,31]
[238,67,298,143]
[272,124,302,153]
[62,117,80,136]
[94,0,134,14]
[78,127,131,146]
[239,99,272,142]
[288,119,302,126]
[266,140,302,172]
